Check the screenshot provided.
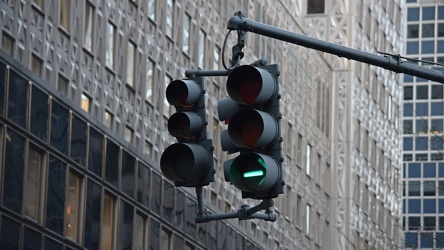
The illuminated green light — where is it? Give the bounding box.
[243,170,264,178]
[257,157,266,168]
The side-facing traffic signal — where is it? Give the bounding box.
[160,77,214,187]
[218,64,283,199]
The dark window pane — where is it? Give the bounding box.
[70,115,87,166]
[137,163,150,206]
[151,172,161,215]
[424,181,436,196]
[307,0,324,14]
[404,103,413,116]
[46,155,66,235]
[217,221,226,250]
[403,120,413,134]
[407,41,419,54]
[422,40,434,53]
[440,163,444,177]
[415,119,428,133]
[404,86,413,100]
[208,222,217,250]
[198,222,207,246]
[50,101,68,154]
[30,87,48,141]
[423,6,435,20]
[440,6,444,19]
[424,163,436,177]
[0,216,20,249]
[0,62,5,115]
[84,179,101,250]
[422,24,435,38]
[175,190,185,229]
[44,237,62,250]
[122,151,135,197]
[88,128,103,176]
[432,85,443,99]
[416,153,428,161]
[403,137,413,150]
[227,226,236,250]
[439,23,444,37]
[105,140,119,187]
[421,233,434,248]
[437,233,444,247]
[432,102,444,116]
[186,199,197,238]
[408,216,420,230]
[440,184,444,197]
[424,199,436,213]
[409,199,421,213]
[440,216,444,230]
[407,24,419,38]
[424,217,436,230]
[415,137,428,150]
[8,70,28,128]
[149,219,160,250]
[438,40,444,53]
[416,103,428,116]
[173,235,183,250]
[23,227,42,250]
[409,181,420,196]
[409,163,421,177]
[118,201,133,250]
[405,232,417,248]
[3,129,25,213]
[163,181,174,223]
[408,8,419,21]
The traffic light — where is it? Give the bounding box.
[160,77,214,187]
[218,64,283,199]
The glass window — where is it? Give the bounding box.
[149,219,160,249]
[439,23,444,37]
[424,199,436,213]
[422,24,435,38]
[415,119,428,134]
[151,172,162,215]
[407,24,419,38]
[163,181,174,223]
[122,151,135,197]
[437,233,444,248]
[70,116,86,166]
[137,163,150,206]
[23,227,42,250]
[421,233,434,248]
[183,14,190,54]
[30,87,48,141]
[2,31,14,56]
[24,147,44,221]
[417,153,428,161]
[106,23,116,69]
[31,54,42,76]
[409,163,421,177]
[81,93,90,112]
[424,163,436,177]
[415,137,428,150]
[416,85,428,99]
[84,3,94,51]
[432,85,443,99]
[422,40,434,54]
[0,217,20,249]
[160,228,172,249]
[440,217,444,230]
[50,101,69,154]
[46,155,66,234]
[440,6,444,19]
[416,103,428,116]
[407,41,419,54]
[404,86,413,100]
[440,183,444,196]
[145,59,154,102]
[408,216,420,230]
[84,179,101,249]
[431,136,444,151]
[409,181,420,196]
[404,74,413,83]
[423,6,435,20]
[101,194,115,250]
[3,129,25,213]
[126,41,136,87]
[404,103,413,116]
[118,201,133,249]
[65,172,81,242]
[88,128,103,176]
[432,102,444,116]
[166,0,174,37]
[306,144,311,175]
[148,0,155,20]
[0,62,5,115]
[424,181,436,196]
[104,110,113,128]
[307,0,325,14]
[133,213,145,250]
[175,190,185,229]
[198,29,206,69]
[59,0,70,30]
[403,137,413,150]
[186,199,197,238]
[439,40,444,54]
[57,74,68,96]
[105,139,119,187]
[407,8,420,21]
[408,199,421,213]
[8,70,28,128]
[403,120,413,134]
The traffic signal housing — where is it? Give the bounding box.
[160,77,214,187]
[218,64,283,199]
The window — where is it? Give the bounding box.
[407,8,419,21]
[106,23,116,69]
[408,217,420,230]
[424,181,436,196]
[31,54,42,77]
[213,46,220,70]
[306,144,311,175]
[163,75,172,117]
[307,0,325,14]
[59,0,70,30]
[407,24,419,38]
[51,101,69,155]
[65,172,81,242]
[160,228,172,250]
[1,32,14,56]
[81,93,91,112]
[71,116,87,165]
[104,110,113,128]
[432,85,443,99]
[88,128,103,176]
[126,41,136,87]
[30,86,48,141]
[306,205,311,236]
[46,155,66,234]
[166,0,174,37]
[148,0,155,21]
[416,85,428,99]
[133,213,145,249]
[145,59,154,102]
[124,126,133,144]
[122,151,135,197]
[105,140,119,187]
[403,120,413,134]
[409,181,420,196]
[24,146,44,222]
[8,70,28,128]
[84,2,94,51]
[404,86,413,100]
[423,217,435,230]
[57,74,69,96]
[198,29,206,69]
[101,194,115,250]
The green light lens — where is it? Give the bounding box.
[243,170,264,178]
[257,157,266,168]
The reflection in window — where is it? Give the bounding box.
[408,216,420,230]
[422,23,435,38]
[101,194,115,250]
[3,129,25,214]
[30,87,48,141]
[151,173,162,215]
[133,213,144,249]
[159,228,172,250]
[106,23,116,69]
[46,155,66,235]
[84,3,94,51]
[416,85,428,99]
[148,0,155,21]
[81,93,91,112]
[119,201,133,249]
[23,227,42,250]
[137,163,150,206]
[424,181,436,196]
[59,0,70,30]
[403,120,413,134]
[186,199,197,237]
[2,32,14,56]
[0,62,5,115]
[126,41,136,87]
[31,54,42,76]
[163,181,174,223]
[0,217,20,249]
[198,29,206,68]
[105,140,119,187]
[84,180,101,249]
[24,147,44,221]
[183,14,190,54]
[145,59,154,102]
[124,126,133,144]
[71,116,87,165]
[149,219,160,249]
[51,101,69,154]
[65,172,81,242]
[306,204,311,236]
[8,70,28,128]
[57,74,69,96]
[306,144,311,175]
[166,0,174,37]
[424,217,435,230]
[407,24,419,38]
[88,128,103,176]
[163,75,172,117]
[104,110,113,128]
[122,151,135,197]
[175,190,185,229]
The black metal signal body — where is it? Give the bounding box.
[160,77,214,187]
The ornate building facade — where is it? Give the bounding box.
[0,0,402,249]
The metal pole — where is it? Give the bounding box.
[227,12,444,83]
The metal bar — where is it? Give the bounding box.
[185,69,230,77]
[227,12,444,83]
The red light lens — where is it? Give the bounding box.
[239,79,261,105]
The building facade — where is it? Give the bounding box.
[0,0,402,249]
[402,0,444,248]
